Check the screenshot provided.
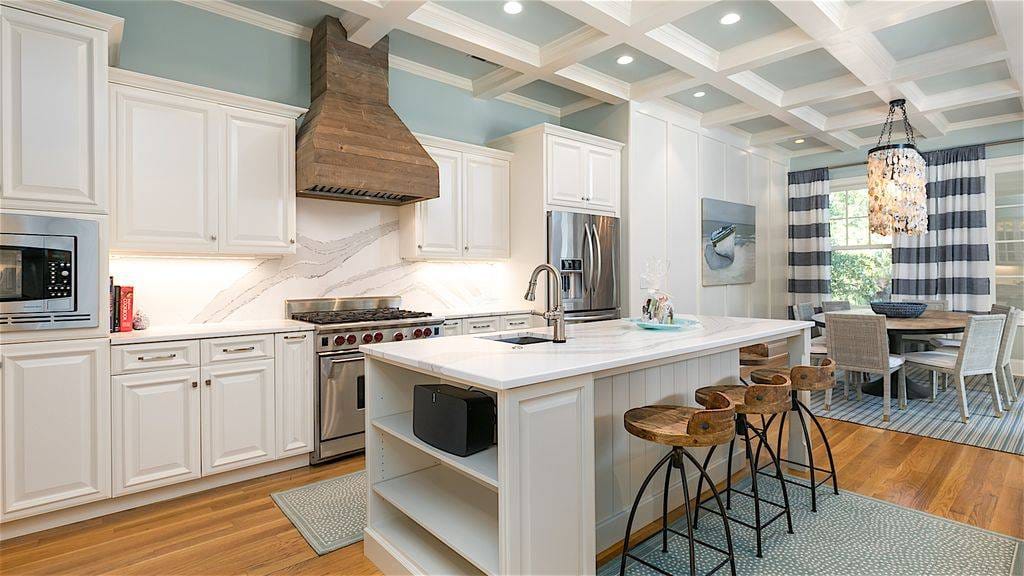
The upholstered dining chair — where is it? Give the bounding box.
[795,302,827,359]
[931,303,1012,349]
[825,313,905,421]
[902,314,1007,422]
[933,307,1020,407]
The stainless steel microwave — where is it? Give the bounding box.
[1,213,99,331]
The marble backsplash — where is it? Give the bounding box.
[110,198,521,327]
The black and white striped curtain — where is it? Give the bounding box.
[788,168,831,306]
[892,145,990,312]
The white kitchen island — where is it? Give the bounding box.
[361,316,813,576]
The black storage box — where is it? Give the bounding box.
[413,384,495,457]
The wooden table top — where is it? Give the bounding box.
[811,309,973,334]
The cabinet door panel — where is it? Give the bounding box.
[0,7,107,213]
[416,146,462,258]
[584,146,619,214]
[275,333,314,457]
[463,154,510,259]
[222,107,295,254]
[111,85,219,252]
[1,338,110,520]
[112,368,201,496]
[545,135,586,209]
[201,359,275,475]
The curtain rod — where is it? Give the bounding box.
[825,137,1024,171]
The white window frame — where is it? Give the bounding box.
[829,176,892,251]
[985,154,1024,374]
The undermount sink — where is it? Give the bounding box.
[485,335,553,345]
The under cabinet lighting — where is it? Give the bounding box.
[720,13,741,25]
[503,1,522,14]
[616,55,634,65]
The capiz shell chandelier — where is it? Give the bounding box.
[867,99,927,236]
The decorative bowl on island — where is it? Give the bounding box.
[869,301,927,318]
[630,318,702,331]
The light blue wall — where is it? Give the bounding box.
[68,0,556,145]
[792,120,1024,179]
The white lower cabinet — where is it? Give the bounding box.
[201,358,276,475]
[275,333,314,458]
[464,316,500,334]
[1,338,111,521]
[112,368,201,496]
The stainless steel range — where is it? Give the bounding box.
[287,296,444,465]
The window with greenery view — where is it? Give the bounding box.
[830,186,892,305]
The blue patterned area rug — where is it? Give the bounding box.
[601,475,1022,576]
[271,470,366,555]
[808,369,1024,455]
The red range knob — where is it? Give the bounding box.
[334,335,344,346]
[362,333,373,344]
[414,328,423,338]
[346,334,357,345]
[394,332,404,341]
[373,332,384,342]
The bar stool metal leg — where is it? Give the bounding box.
[680,449,737,576]
[797,399,839,496]
[619,452,674,576]
[742,423,764,557]
[750,425,794,535]
[677,452,697,576]
[662,458,673,552]
[793,403,818,512]
[692,445,717,529]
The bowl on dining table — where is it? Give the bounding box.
[869,301,927,318]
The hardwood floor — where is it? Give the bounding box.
[2,419,1021,575]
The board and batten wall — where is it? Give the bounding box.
[622,101,789,320]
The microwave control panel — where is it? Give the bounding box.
[46,251,73,299]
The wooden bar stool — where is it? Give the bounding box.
[751,359,839,512]
[619,392,737,576]
[691,374,795,558]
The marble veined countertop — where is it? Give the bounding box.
[110,319,313,345]
[362,316,813,390]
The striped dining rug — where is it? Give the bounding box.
[808,368,1024,455]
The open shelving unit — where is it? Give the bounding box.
[369,514,485,576]
[371,411,498,490]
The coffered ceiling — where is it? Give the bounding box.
[208,0,1023,159]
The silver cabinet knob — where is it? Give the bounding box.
[210,234,217,241]
[289,238,296,244]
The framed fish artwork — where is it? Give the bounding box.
[701,198,756,286]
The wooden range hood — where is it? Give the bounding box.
[296,17,438,205]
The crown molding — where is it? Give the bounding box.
[175,0,312,40]
[108,67,307,117]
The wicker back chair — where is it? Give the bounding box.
[996,308,1021,404]
[825,313,905,421]
[821,301,851,312]
[903,314,1006,422]
[991,303,1012,316]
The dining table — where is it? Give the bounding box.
[811,308,973,399]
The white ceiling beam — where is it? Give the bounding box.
[986,0,1023,106]
[825,105,890,131]
[700,103,763,128]
[781,74,873,108]
[788,144,839,157]
[629,70,700,102]
[787,106,828,131]
[554,64,629,102]
[916,79,1020,113]
[333,0,424,47]
[726,71,784,107]
[473,68,528,99]
[560,97,605,117]
[889,35,1007,82]
[842,1,970,33]
[402,2,539,67]
[945,112,1024,131]
[717,27,818,74]
[749,126,804,146]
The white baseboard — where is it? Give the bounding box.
[1,455,309,541]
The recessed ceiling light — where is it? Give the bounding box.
[693,91,706,98]
[719,12,741,25]
[616,55,634,65]
[794,139,805,144]
[503,1,522,15]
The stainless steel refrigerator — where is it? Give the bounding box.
[548,211,620,323]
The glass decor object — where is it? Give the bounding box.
[866,99,927,236]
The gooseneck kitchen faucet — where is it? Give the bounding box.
[524,263,567,343]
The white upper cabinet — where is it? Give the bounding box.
[415,146,463,258]
[1,338,111,521]
[0,5,119,214]
[109,69,304,256]
[222,107,296,254]
[400,134,512,261]
[463,153,510,259]
[545,135,586,208]
[491,123,623,218]
[111,85,220,252]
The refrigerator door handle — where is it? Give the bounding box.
[592,223,602,291]
[585,223,595,294]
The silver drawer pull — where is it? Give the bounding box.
[471,324,493,329]
[138,353,176,361]
[222,346,255,353]
[283,334,307,340]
